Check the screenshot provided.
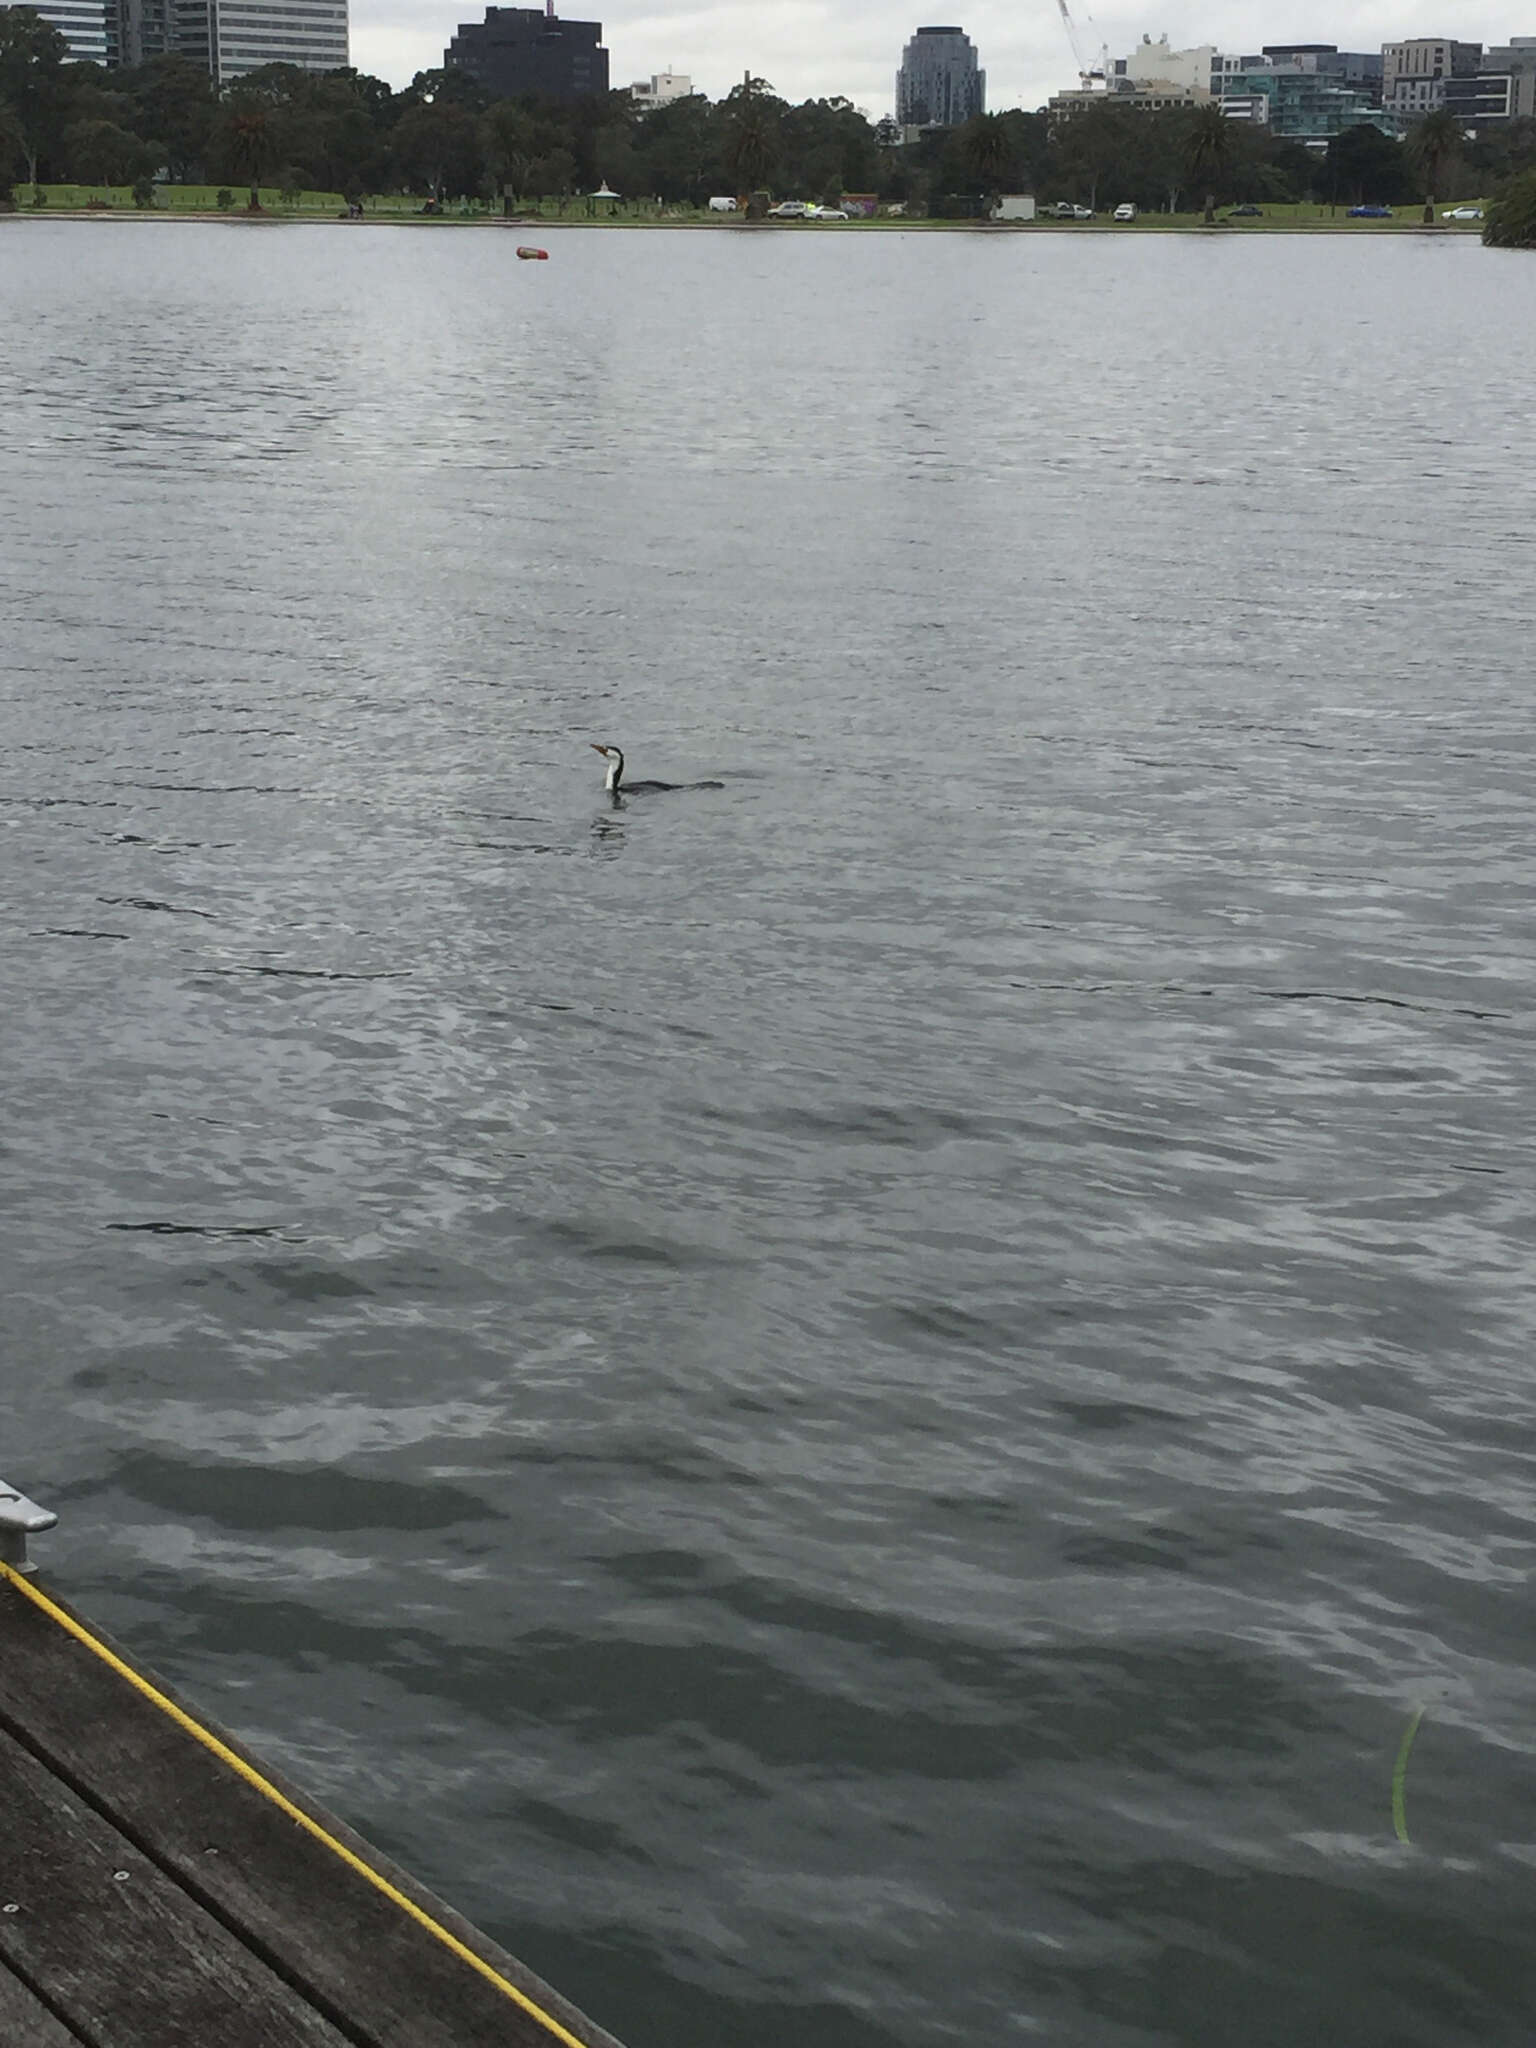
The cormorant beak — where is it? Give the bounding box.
[590,744,609,756]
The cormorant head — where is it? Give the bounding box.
[590,743,624,791]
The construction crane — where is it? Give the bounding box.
[1053,0,1109,89]
[1054,0,1089,75]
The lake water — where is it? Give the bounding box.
[4,219,1536,2047]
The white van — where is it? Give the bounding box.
[707,196,738,212]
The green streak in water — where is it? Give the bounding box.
[1392,1705,1426,1845]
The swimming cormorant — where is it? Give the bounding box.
[590,744,722,795]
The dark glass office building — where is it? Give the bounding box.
[445,6,608,100]
[896,25,984,127]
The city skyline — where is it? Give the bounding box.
[349,0,1514,106]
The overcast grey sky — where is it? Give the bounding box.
[350,1,1506,110]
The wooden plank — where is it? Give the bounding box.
[0,1574,625,2048]
[0,1727,350,2048]
[0,1959,84,2046]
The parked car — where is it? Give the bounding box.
[1227,203,1263,217]
[1112,202,1136,220]
[1073,205,1094,219]
[707,195,737,213]
[1346,204,1393,218]
[1052,200,1077,217]
[1442,205,1483,220]
[807,206,849,220]
[767,201,809,218]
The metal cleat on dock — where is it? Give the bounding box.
[0,1480,57,1572]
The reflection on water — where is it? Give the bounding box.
[4,224,1536,2048]
[589,815,628,856]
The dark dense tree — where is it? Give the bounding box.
[1054,102,1139,212]
[0,7,70,187]
[1483,164,1536,244]
[0,94,22,204]
[1323,123,1410,207]
[121,55,215,179]
[395,66,488,121]
[1471,115,1536,185]
[481,98,533,206]
[636,93,717,203]
[392,97,479,199]
[64,113,156,183]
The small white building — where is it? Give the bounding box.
[630,71,692,112]
[1120,34,1216,93]
[991,194,1036,220]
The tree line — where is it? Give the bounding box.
[3,6,1534,216]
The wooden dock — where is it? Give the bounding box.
[0,1485,625,2048]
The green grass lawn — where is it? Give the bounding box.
[1035,199,1482,230]
[26,184,746,221]
[30,183,477,216]
[22,186,1484,231]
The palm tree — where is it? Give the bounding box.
[959,113,1014,206]
[1408,109,1462,226]
[1185,101,1232,224]
[225,107,272,210]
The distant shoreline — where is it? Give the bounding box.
[0,211,1482,237]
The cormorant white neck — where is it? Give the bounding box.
[591,743,624,791]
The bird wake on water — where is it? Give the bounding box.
[590,744,724,797]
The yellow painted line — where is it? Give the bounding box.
[0,1561,592,2048]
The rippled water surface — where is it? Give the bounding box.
[5,220,1536,2046]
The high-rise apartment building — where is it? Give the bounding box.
[0,0,108,62]
[1443,37,1536,124]
[1487,36,1536,114]
[446,7,609,101]
[1381,37,1482,114]
[1208,43,1392,139]
[896,25,985,128]
[107,0,192,65]
[100,0,345,79]
[1260,43,1382,99]
[208,0,347,80]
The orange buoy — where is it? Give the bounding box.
[516,245,548,260]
